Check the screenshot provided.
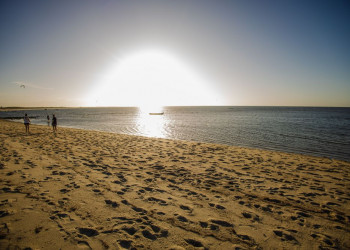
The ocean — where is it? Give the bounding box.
[1,106,350,162]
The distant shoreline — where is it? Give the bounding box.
[1,105,350,112]
[0,107,76,112]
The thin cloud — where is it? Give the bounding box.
[12,81,53,90]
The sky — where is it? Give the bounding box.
[0,0,349,107]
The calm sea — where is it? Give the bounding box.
[1,106,350,162]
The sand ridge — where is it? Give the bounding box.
[0,119,349,249]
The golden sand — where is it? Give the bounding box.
[0,119,349,249]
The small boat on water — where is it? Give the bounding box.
[149,112,164,115]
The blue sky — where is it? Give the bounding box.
[0,0,349,107]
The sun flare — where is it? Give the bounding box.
[85,49,218,107]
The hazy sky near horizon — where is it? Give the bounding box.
[0,0,349,107]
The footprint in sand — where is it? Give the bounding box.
[179,205,191,211]
[210,219,234,227]
[142,230,157,240]
[147,197,168,206]
[105,199,119,208]
[177,215,188,222]
[242,212,260,222]
[273,230,298,243]
[77,240,92,249]
[199,221,208,228]
[132,206,147,214]
[122,226,137,235]
[185,239,204,247]
[60,188,70,194]
[118,240,133,249]
[311,233,336,247]
[78,228,99,237]
[209,203,226,210]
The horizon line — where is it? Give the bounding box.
[1,105,350,110]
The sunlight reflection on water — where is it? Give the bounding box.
[136,108,167,138]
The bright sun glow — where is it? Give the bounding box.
[85,49,219,109]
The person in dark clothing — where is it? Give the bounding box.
[24,113,30,134]
[52,114,57,132]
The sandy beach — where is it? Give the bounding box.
[0,119,349,249]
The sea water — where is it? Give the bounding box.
[1,106,350,162]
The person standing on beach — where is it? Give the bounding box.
[47,115,50,126]
[52,114,57,132]
[24,113,30,134]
